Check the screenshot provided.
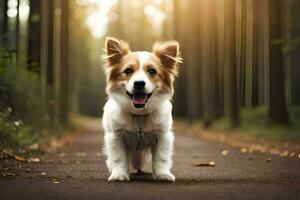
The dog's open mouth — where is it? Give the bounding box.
[126,91,152,108]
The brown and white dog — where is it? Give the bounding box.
[102,37,181,182]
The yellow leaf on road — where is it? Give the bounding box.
[27,157,40,163]
[14,155,26,162]
[192,161,216,167]
[221,150,229,156]
[264,158,272,162]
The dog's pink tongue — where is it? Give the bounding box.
[133,93,147,105]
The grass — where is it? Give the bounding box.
[212,106,300,142]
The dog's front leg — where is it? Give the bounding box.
[152,131,175,182]
[105,132,129,181]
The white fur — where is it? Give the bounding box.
[102,52,175,182]
[125,52,155,94]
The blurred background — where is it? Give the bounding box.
[1,0,300,149]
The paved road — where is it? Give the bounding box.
[1,126,300,200]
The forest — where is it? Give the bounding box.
[1,0,300,149]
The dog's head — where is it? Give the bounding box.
[103,37,181,113]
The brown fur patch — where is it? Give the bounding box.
[103,37,182,95]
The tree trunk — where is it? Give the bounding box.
[216,0,225,117]
[53,0,69,128]
[245,0,253,107]
[201,0,216,126]
[225,0,240,127]
[236,0,247,107]
[290,0,300,105]
[252,0,259,107]
[268,0,289,124]
[212,0,223,119]
[40,0,51,98]
[0,0,8,47]
[186,0,202,122]
[172,0,188,117]
[28,0,41,70]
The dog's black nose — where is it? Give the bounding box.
[134,81,145,89]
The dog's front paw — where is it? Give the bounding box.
[108,172,130,182]
[154,171,175,182]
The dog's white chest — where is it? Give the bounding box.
[122,131,158,151]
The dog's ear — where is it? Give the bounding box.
[105,37,130,66]
[153,41,182,74]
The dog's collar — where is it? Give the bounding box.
[130,113,150,117]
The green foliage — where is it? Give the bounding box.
[0,107,34,149]
[212,106,300,142]
[272,36,300,54]
[0,60,54,150]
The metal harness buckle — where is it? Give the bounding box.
[136,127,144,151]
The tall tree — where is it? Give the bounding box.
[236,0,247,107]
[216,0,225,117]
[225,0,240,127]
[0,0,8,47]
[172,0,188,117]
[40,0,52,98]
[268,0,289,123]
[212,0,224,119]
[252,0,259,107]
[53,0,69,127]
[290,0,300,105]
[28,0,41,70]
[187,0,202,121]
[201,0,216,126]
[245,0,254,107]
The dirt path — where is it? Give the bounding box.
[1,125,300,200]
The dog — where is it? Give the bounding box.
[102,37,181,182]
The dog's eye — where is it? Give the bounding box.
[148,68,157,76]
[124,68,134,75]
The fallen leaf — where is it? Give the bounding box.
[221,150,229,156]
[28,143,39,150]
[27,157,40,163]
[264,158,272,162]
[52,181,60,184]
[76,160,81,164]
[51,177,60,184]
[270,149,280,155]
[14,155,26,162]
[192,161,216,167]
[280,151,289,157]
[240,148,248,154]
[76,152,86,157]
[289,152,295,157]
